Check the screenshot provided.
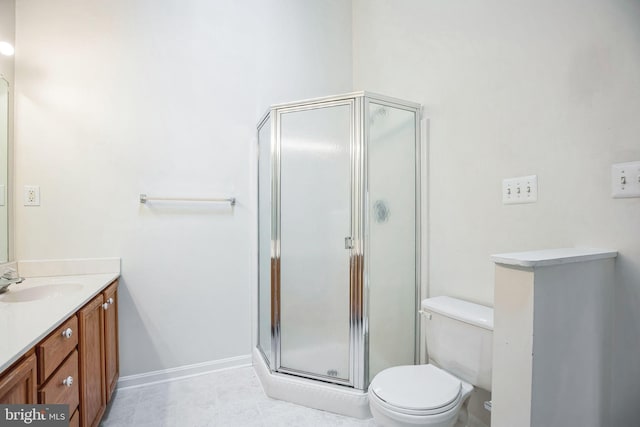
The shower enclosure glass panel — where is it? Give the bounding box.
[257,92,421,392]
[279,103,352,382]
[367,102,417,379]
[257,117,272,363]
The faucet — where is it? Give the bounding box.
[0,268,24,294]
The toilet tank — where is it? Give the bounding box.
[422,296,493,391]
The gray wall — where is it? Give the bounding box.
[352,1,640,425]
[0,0,14,83]
[13,0,352,377]
[0,0,14,262]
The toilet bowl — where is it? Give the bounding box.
[368,296,493,427]
[368,364,473,427]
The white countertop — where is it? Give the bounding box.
[490,248,618,267]
[0,273,119,372]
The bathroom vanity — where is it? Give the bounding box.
[0,261,120,427]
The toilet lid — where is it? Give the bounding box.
[370,365,461,411]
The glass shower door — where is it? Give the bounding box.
[277,101,353,383]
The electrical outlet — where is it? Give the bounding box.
[24,185,40,206]
[502,175,537,204]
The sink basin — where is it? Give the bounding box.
[0,283,83,303]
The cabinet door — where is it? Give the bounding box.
[0,352,37,404]
[78,294,106,427]
[103,281,119,402]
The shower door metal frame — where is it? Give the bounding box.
[362,94,423,373]
[271,96,363,388]
[257,91,422,391]
[256,110,276,372]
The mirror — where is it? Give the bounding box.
[0,77,8,262]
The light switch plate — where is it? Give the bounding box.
[503,175,538,204]
[612,161,640,198]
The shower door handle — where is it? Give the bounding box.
[344,237,353,249]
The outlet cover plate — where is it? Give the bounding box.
[24,185,40,206]
[503,175,538,204]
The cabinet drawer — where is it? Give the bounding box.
[38,316,78,383]
[38,350,79,413]
[69,409,79,427]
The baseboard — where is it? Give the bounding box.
[117,354,252,390]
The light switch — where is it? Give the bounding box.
[612,161,640,198]
[502,175,537,204]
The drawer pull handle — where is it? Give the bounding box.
[107,297,114,305]
[62,376,73,387]
[61,328,73,339]
[102,303,109,310]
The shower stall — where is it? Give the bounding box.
[256,92,422,414]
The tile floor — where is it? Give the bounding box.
[100,366,377,427]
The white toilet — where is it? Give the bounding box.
[368,296,493,427]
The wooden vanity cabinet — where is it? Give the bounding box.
[79,280,119,427]
[0,351,37,404]
[0,278,118,427]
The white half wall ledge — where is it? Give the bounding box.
[490,248,618,268]
[117,354,251,390]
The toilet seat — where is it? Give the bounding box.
[369,364,462,416]
[370,387,462,417]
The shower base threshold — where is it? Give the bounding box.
[252,348,372,419]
